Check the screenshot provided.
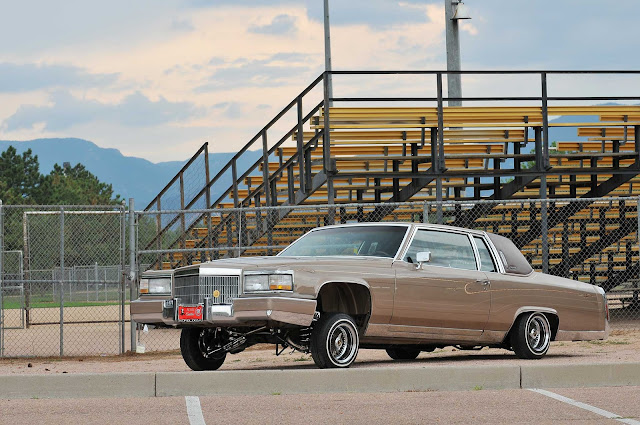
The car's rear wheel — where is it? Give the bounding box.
[180,328,227,371]
[386,347,421,360]
[311,313,359,368]
[510,312,551,359]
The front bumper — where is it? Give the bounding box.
[130,296,317,327]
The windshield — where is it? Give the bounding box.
[279,225,409,258]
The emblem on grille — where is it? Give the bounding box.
[213,290,221,298]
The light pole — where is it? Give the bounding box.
[444,0,471,106]
[323,0,333,104]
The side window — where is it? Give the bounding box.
[474,236,496,273]
[405,230,477,271]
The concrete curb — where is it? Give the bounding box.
[0,372,155,399]
[1,363,639,399]
[157,364,520,397]
[521,362,640,389]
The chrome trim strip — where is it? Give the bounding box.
[483,233,506,274]
[513,306,558,322]
[398,225,481,266]
[469,233,482,271]
[200,267,242,276]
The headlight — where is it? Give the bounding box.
[244,274,269,292]
[139,277,171,295]
[244,272,293,292]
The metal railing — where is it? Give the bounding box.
[141,70,640,270]
[143,74,327,265]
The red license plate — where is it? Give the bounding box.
[178,305,203,322]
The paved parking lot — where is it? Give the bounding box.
[2,386,639,425]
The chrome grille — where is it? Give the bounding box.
[174,273,239,305]
[201,275,239,305]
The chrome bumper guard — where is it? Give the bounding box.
[159,296,317,327]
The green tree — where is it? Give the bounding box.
[39,163,121,205]
[0,146,43,204]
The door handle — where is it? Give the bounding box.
[476,279,490,286]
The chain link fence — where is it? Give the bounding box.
[2,197,638,357]
[0,204,127,357]
[134,197,640,352]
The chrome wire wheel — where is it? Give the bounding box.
[311,313,360,368]
[525,313,551,355]
[327,319,358,366]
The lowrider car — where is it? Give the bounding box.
[130,223,609,370]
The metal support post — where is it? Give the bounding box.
[231,159,239,208]
[436,73,446,171]
[534,127,543,170]
[323,0,333,104]
[322,72,332,174]
[262,131,271,207]
[59,207,65,356]
[204,145,212,255]
[541,72,550,169]
[444,0,462,106]
[128,198,137,352]
[297,98,306,193]
[179,172,186,251]
[436,73,445,223]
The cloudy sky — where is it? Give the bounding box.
[1,0,639,162]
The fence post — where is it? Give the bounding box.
[59,207,65,357]
[0,199,4,357]
[128,198,137,352]
[237,209,242,258]
[541,198,549,274]
[22,212,30,328]
[120,203,126,354]
[423,201,430,224]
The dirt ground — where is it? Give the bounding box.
[1,329,638,375]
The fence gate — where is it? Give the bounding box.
[0,205,126,357]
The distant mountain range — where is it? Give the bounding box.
[0,138,261,207]
[0,113,616,207]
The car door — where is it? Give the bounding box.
[391,228,491,335]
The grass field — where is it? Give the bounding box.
[2,299,128,310]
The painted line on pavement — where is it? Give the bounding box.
[528,389,640,425]
[185,396,206,425]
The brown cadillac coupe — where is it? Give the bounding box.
[130,223,609,370]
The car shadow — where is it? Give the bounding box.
[228,351,583,372]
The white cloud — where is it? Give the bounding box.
[0,62,118,93]
[1,0,640,163]
[248,14,298,35]
[3,91,204,131]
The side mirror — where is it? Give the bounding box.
[416,251,431,269]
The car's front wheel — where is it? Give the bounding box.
[510,312,552,359]
[311,313,360,368]
[386,347,421,360]
[180,328,227,371]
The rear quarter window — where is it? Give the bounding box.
[487,233,533,275]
